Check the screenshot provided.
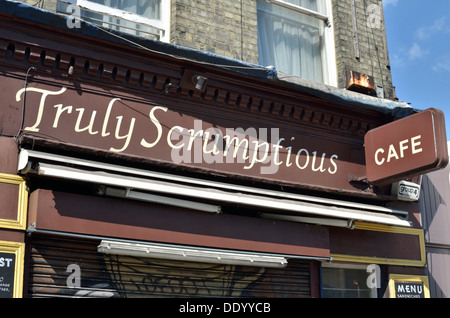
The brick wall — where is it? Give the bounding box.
[170,0,259,64]
[171,0,394,99]
[333,0,394,99]
[16,0,395,100]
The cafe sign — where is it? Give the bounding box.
[364,108,448,185]
[7,81,369,195]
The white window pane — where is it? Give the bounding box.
[280,0,327,15]
[322,267,374,298]
[257,0,326,83]
[58,0,162,39]
[88,0,160,19]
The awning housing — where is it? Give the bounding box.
[97,239,288,268]
[18,148,412,228]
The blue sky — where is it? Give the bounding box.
[383,0,450,139]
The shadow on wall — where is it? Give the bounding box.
[419,152,450,298]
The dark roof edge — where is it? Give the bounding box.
[3,0,418,118]
[274,73,417,118]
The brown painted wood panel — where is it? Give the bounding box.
[28,189,330,258]
[0,183,19,221]
[330,227,422,261]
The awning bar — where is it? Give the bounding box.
[103,187,222,214]
[98,240,288,268]
[26,227,333,263]
[27,161,411,228]
[18,149,409,217]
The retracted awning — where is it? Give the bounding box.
[18,148,412,228]
[97,239,288,268]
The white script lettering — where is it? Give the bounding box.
[16,86,341,176]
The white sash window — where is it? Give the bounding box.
[58,0,170,42]
[257,0,336,85]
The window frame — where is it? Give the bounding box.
[59,0,171,42]
[260,0,337,86]
[321,263,379,298]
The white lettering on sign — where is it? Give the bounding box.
[374,135,423,166]
[15,86,341,176]
[0,257,13,268]
[397,283,423,295]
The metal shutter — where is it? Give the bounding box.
[27,235,312,298]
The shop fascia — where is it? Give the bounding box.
[16,86,339,176]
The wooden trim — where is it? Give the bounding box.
[0,174,28,230]
[331,222,426,267]
[388,274,430,298]
[0,240,25,298]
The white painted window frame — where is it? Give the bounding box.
[59,0,171,42]
[264,0,337,87]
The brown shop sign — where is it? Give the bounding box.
[365,108,448,185]
[13,84,368,193]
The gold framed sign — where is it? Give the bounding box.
[0,173,28,230]
[0,241,25,298]
[388,274,430,298]
[331,222,426,267]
